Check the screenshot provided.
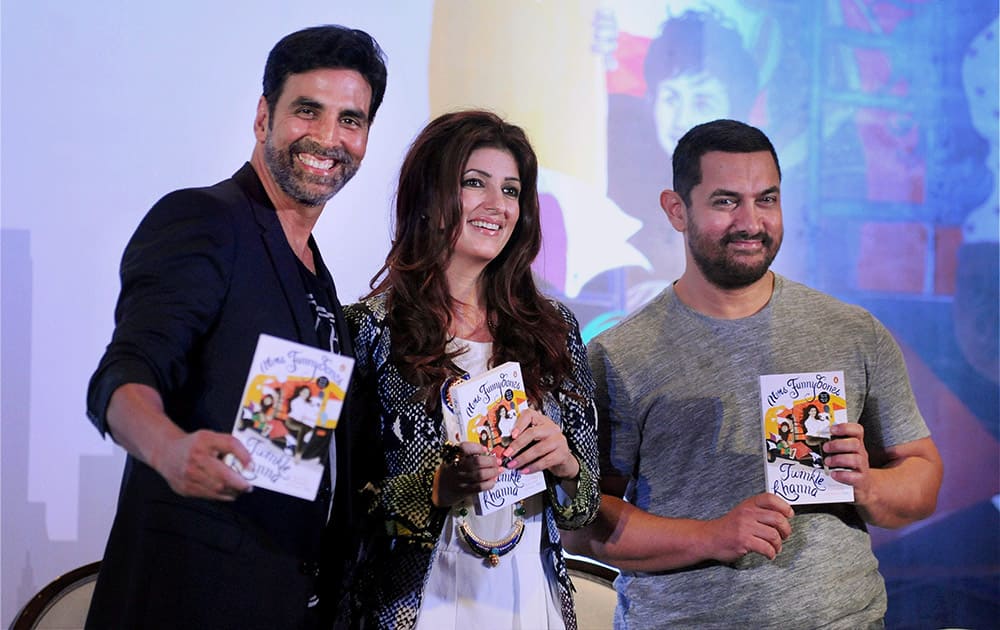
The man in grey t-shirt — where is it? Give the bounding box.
[562,120,942,629]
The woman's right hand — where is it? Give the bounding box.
[432,441,501,507]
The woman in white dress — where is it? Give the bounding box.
[345,110,600,630]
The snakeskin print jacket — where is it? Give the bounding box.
[344,293,601,630]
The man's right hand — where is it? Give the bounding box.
[702,493,794,562]
[152,429,253,500]
[562,491,793,572]
[107,383,253,501]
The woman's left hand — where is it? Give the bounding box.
[501,408,580,480]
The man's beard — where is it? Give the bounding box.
[687,220,781,289]
[264,136,358,207]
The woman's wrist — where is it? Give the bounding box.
[431,464,445,507]
[433,442,464,507]
[552,455,581,482]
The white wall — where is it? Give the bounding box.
[1,2,433,624]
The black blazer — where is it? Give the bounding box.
[85,164,368,629]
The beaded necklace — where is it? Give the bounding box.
[456,501,526,567]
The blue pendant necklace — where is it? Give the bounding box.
[456,501,527,567]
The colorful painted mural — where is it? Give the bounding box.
[428,2,998,627]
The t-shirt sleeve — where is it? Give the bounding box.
[858,312,932,451]
[588,335,641,493]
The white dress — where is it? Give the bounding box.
[414,339,565,630]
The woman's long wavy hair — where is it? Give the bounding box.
[366,110,572,409]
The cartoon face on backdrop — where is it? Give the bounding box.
[652,72,732,156]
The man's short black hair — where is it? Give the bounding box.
[672,119,781,206]
[263,25,388,123]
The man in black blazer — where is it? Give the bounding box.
[85,25,387,629]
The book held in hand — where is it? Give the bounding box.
[449,361,547,515]
[759,371,854,505]
[230,333,354,500]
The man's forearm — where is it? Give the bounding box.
[106,382,184,470]
[854,437,943,529]
[561,495,719,571]
[106,382,252,500]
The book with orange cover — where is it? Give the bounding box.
[449,361,547,515]
[759,370,854,505]
[230,333,353,500]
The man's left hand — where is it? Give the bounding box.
[823,423,872,501]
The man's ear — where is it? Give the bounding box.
[660,189,687,232]
[253,96,269,144]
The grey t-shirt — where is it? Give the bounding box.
[588,274,930,630]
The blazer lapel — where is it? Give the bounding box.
[259,222,315,343]
[233,163,315,344]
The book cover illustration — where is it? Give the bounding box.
[448,361,547,515]
[231,333,354,500]
[759,371,854,505]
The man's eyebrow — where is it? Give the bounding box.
[708,188,740,198]
[290,96,324,110]
[707,186,780,197]
[339,107,369,123]
[288,97,370,125]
